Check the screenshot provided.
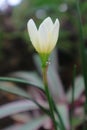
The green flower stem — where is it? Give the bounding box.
[70,65,76,130]
[76,0,87,98]
[76,0,87,129]
[42,64,58,130]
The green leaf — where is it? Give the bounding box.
[3,116,48,130]
[10,71,44,89]
[0,76,44,90]
[0,82,50,116]
[0,82,30,99]
[56,104,70,129]
[19,115,48,130]
[47,65,66,101]
[67,76,84,102]
[0,100,38,118]
[72,116,84,128]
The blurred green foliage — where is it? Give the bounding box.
[0,0,87,73]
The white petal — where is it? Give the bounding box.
[38,17,54,53]
[50,18,60,51]
[43,17,53,31]
[40,17,53,31]
[27,19,39,50]
[38,22,48,53]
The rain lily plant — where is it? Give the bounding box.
[27,17,60,130]
[0,1,87,129]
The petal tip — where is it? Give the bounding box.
[27,19,34,26]
[55,18,60,24]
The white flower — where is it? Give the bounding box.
[27,17,60,54]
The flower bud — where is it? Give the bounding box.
[27,17,60,67]
[27,17,60,54]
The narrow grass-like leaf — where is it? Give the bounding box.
[3,124,22,130]
[0,82,50,117]
[0,76,44,90]
[52,101,67,130]
[0,82,30,99]
[76,0,87,99]
[0,100,38,118]
[75,0,87,129]
[3,116,48,130]
[70,65,76,130]
[10,71,44,89]
[56,104,70,130]
[67,76,84,102]
[48,65,66,101]
[19,115,48,130]
[72,117,84,128]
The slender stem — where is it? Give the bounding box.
[76,0,87,98]
[76,0,87,128]
[42,65,58,130]
[70,65,76,130]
